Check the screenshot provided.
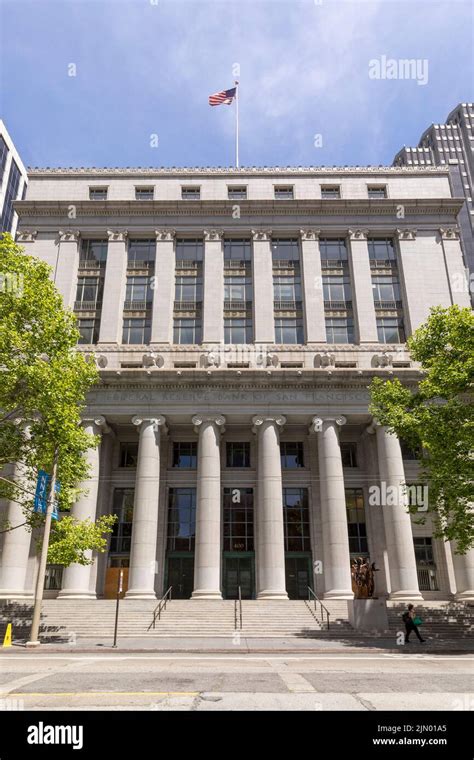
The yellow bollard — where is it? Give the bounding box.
[3,623,12,647]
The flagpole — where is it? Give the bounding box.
[235,80,239,168]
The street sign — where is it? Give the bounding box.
[34,470,60,519]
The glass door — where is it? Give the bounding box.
[223,554,254,599]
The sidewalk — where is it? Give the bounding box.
[4,635,474,655]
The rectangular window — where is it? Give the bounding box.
[323,274,352,306]
[273,274,302,302]
[372,275,401,306]
[325,317,354,344]
[80,239,108,266]
[0,135,8,184]
[400,439,420,460]
[368,186,387,199]
[1,159,20,233]
[377,317,405,343]
[89,187,108,200]
[176,238,203,261]
[226,442,251,468]
[413,537,434,565]
[75,277,103,307]
[172,442,197,469]
[283,488,310,551]
[175,275,202,302]
[275,317,304,344]
[122,317,151,345]
[127,239,156,267]
[341,443,357,468]
[271,238,300,261]
[224,276,250,302]
[119,443,139,468]
[223,488,254,552]
[274,185,294,200]
[321,186,340,199]
[224,238,252,262]
[224,317,253,344]
[280,442,304,468]
[367,237,396,262]
[167,488,196,552]
[227,186,247,200]
[125,276,152,307]
[181,187,201,200]
[346,488,367,554]
[319,238,348,264]
[173,318,202,344]
[110,488,134,554]
[77,317,100,345]
[135,187,154,200]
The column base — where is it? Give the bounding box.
[0,591,34,600]
[57,590,97,600]
[257,591,289,600]
[454,591,474,602]
[125,590,157,600]
[191,590,223,599]
[323,590,354,600]
[388,591,423,602]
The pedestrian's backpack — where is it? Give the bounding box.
[402,611,410,623]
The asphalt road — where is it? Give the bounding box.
[0,652,472,711]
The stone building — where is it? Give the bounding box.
[0,165,472,610]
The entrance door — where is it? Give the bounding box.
[285,556,311,600]
[223,555,254,599]
[166,556,194,599]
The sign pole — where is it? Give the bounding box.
[112,568,123,649]
[27,448,59,647]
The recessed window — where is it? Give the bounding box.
[122,317,151,345]
[321,186,340,199]
[226,442,251,468]
[368,186,387,199]
[274,186,294,200]
[89,187,108,200]
[172,442,197,469]
[227,186,247,200]
[346,488,367,554]
[280,442,304,468]
[135,187,154,200]
[341,443,357,468]
[119,442,139,468]
[77,317,100,345]
[181,186,201,200]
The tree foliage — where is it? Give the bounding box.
[369,305,474,553]
[0,233,116,564]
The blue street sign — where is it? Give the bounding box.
[34,470,60,519]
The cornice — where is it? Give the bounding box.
[14,198,464,218]
[26,165,450,177]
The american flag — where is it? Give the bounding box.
[208,87,237,106]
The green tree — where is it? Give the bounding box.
[0,233,116,564]
[369,305,474,553]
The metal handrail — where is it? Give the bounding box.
[148,586,172,630]
[307,586,330,630]
[238,585,242,630]
[234,586,243,630]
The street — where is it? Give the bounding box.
[0,652,472,711]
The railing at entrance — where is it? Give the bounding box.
[307,587,330,630]
[148,586,172,630]
[234,586,243,630]
[417,565,439,591]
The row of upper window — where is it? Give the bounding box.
[87,185,388,202]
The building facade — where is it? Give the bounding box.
[0,120,28,237]
[0,166,472,604]
[393,102,474,277]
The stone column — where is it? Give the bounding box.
[126,416,166,599]
[0,449,34,599]
[310,416,353,599]
[451,545,474,601]
[56,230,81,308]
[252,415,288,599]
[98,230,128,345]
[348,229,378,343]
[202,230,224,345]
[252,230,275,344]
[58,416,107,599]
[191,414,225,599]
[395,228,419,336]
[439,228,471,308]
[151,229,175,345]
[300,229,326,342]
[371,423,422,600]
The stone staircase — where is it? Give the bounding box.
[386,601,474,640]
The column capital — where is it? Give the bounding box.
[251,229,272,242]
[366,418,382,435]
[82,415,109,433]
[203,229,224,242]
[155,228,176,241]
[132,415,167,432]
[107,229,128,242]
[192,413,226,433]
[252,414,286,433]
[309,415,346,433]
[16,230,38,243]
[348,229,368,241]
[299,228,320,241]
[396,228,417,241]
[58,230,80,243]
[439,227,460,240]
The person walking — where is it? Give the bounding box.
[402,603,426,644]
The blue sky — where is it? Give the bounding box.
[1,0,473,168]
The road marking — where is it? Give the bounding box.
[6,691,200,697]
[267,660,316,693]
